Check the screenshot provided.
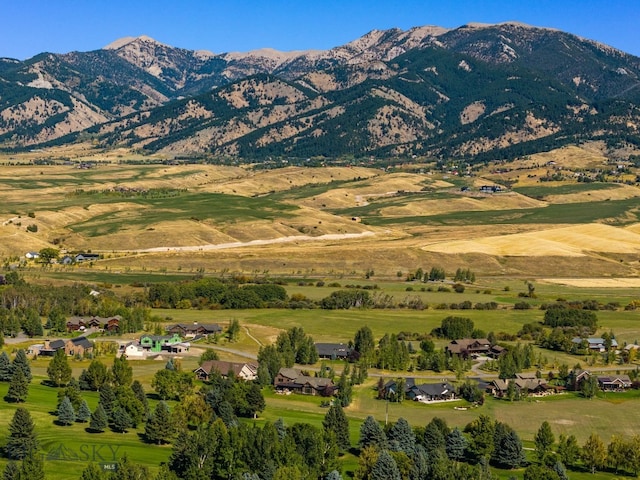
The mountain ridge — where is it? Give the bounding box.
[1,22,639,160]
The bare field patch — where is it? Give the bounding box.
[545,183,640,204]
[422,223,640,257]
[541,278,640,288]
[204,166,379,197]
[380,192,546,217]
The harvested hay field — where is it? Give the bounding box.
[379,192,546,217]
[544,183,640,204]
[422,223,640,257]
[205,166,379,197]
[541,278,640,288]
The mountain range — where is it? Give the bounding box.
[1,22,640,160]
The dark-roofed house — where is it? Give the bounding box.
[194,360,258,382]
[274,367,335,396]
[39,339,66,357]
[65,337,93,357]
[446,338,491,358]
[167,323,222,338]
[407,382,457,403]
[315,343,352,360]
[598,375,631,391]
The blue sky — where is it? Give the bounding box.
[2,1,639,60]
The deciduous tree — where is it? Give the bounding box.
[47,348,72,387]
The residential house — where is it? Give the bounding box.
[25,252,40,260]
[571,337,618,353]
[488,374,563,398]
[75,253,100,263]
[60,255,74,265]
[122,343,145,358]
[167,323,222,338]
[567,369,592,391]
[380,378,416,399]
[194,360,258,381]
[597,375,632,391]
[140,333,183,353]
[407,382,457,403]
[315,343,352,360]
[39,339,66,356]
[273,367,335,396]
[65,337,93,357]
[446,338,491,358]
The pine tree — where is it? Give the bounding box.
[131,380,149,415]
[359,416,387,450]
[423,420,446,455]
[323,403,350,453]
[98,384,116,421]
[534,421,555,461]
[80,463,106,480]
[0,351,12,381]
[111,406,132,433]
[89,403,108,432]
[47,348,72,386]
[11,350,31,383]
[3,461,20,480]
[77,399,92,423]
[6,407,38,460]
[18,449,45,480]
[387,418,415,455]
[58,396,76,426]
[492,422,525,468]
[6,367,29,403]
[326,471,343,480]
[370,450,401,480]
[445,427,467,461]
[145,401,174,445]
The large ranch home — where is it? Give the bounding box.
[274,368,336,396]
[382,378,458,403]
[315,343,352,360]
[193,360,258,382]
[488,373,564,398]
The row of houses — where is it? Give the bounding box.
[25,252,100,263]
